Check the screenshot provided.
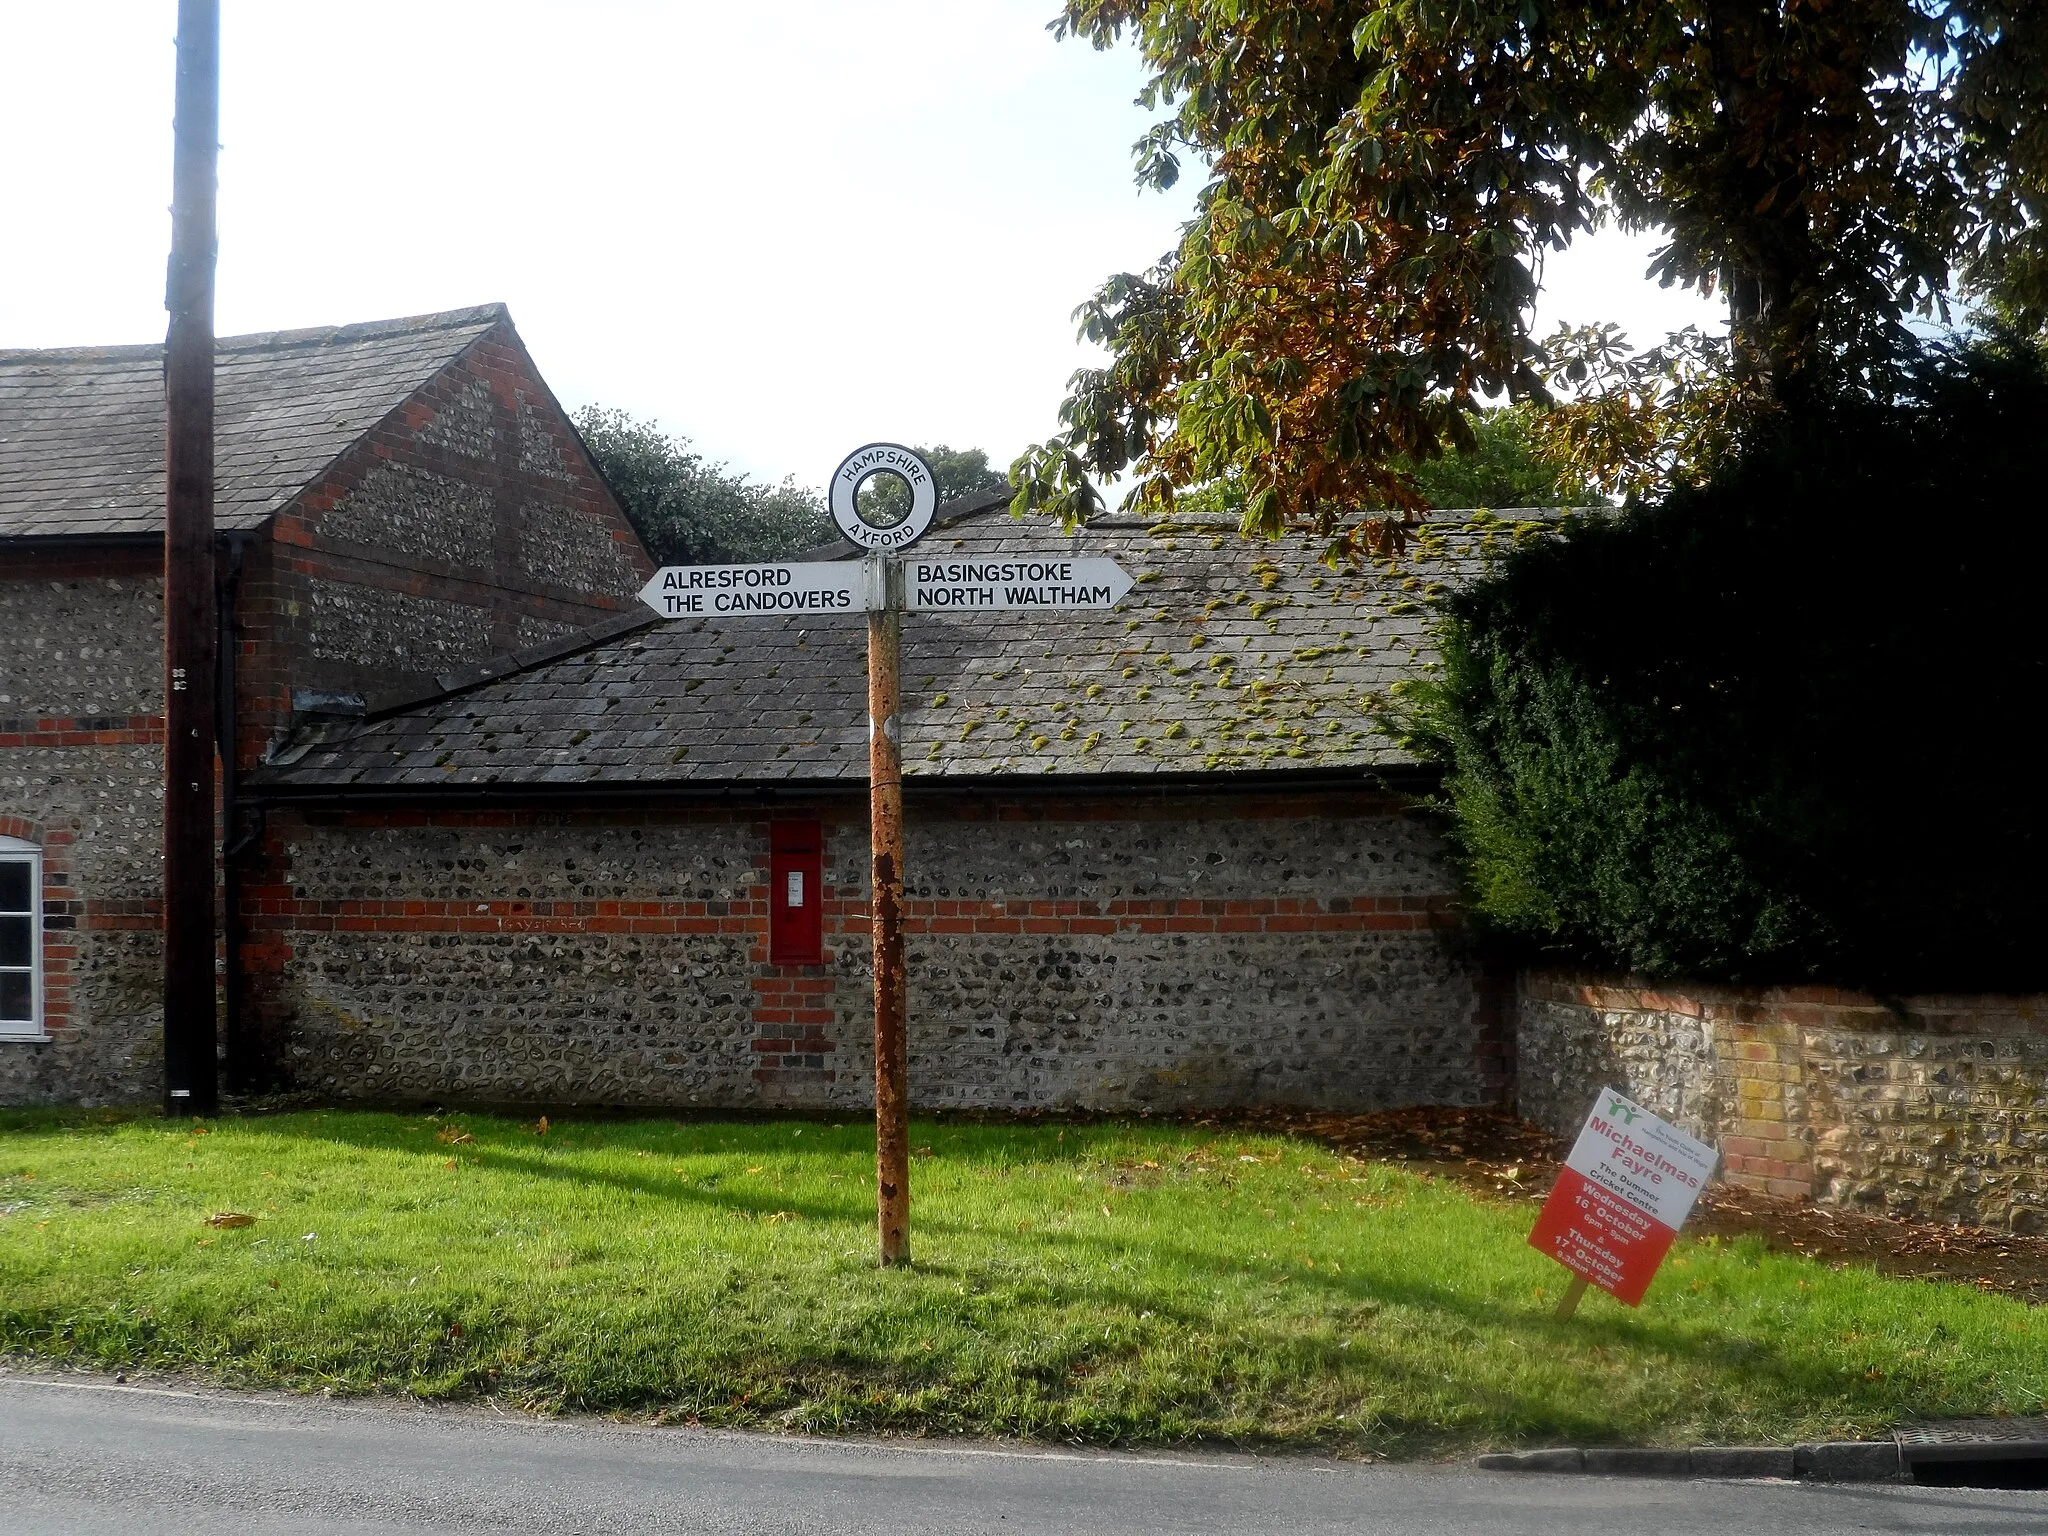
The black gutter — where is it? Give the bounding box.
[0,532,167,555]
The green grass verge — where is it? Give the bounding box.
[0,1109,2041,1454]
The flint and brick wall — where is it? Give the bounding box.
[241,789,1508,1114]
[0,554,167,1105]
[1518,973,2048,1232]
[2,322,651,1105]
[233,323,650,765]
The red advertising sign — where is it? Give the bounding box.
[1529,1088,1717,1307]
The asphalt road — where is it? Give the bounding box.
[3,1374,2046,1535]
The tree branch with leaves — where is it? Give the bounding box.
[1013,0,2048,545]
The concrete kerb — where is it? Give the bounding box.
[1476,1442,1901,1482]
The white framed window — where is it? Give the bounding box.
[0,836,44,1041]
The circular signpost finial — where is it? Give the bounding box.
[830,443,938,552]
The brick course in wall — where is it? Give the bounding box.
[235,323,651,760]
[3,311,652,1105]
[0,735,167,1104]
[1517,973,2048,1231]
[239,789,1508,1114]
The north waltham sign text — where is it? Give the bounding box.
[908,557,1135,612]
[638,562,859,617]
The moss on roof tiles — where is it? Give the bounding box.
[256,505,1561,789]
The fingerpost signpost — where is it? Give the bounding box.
[638,444,1135,1265]
[1530,1087,1719,1318]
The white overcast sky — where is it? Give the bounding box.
[0,1,1720,489]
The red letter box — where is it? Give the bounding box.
[769,821,823,966]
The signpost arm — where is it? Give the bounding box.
[639,444,1133,1270]
[866,556,911,1266]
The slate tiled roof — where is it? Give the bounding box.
[0,305,506,539]
[258,500,1554,790]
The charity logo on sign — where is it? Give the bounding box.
[830,443,938,552]
[1528,1087,1717,1307]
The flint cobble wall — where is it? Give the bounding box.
[234,324,650,761]
[246,792,1507,1113]
[2,315,653,1105]
[1517,973,2048,1232]
[0,566,169,1103]
[0,573,163,717]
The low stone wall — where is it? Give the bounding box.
[1517,973,2048,1231]
[245,789,1511,1115]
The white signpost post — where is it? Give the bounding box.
[638,444,1133,1266]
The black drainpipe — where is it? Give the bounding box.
[215,533,254,1094]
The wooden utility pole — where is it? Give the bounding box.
[866,555,910,1265]
[162,0,220,1117]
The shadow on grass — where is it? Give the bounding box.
[1,1110,1980,1443]
[226,1112,1982,1440]
[249,1112,1236,1231]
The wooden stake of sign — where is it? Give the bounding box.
[1553,1274,1590,1321]
[865,556,911,1266]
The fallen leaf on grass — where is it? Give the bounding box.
[435,1128,474,1146]
[765,1211,798,1224]
[206,1212,255,1229]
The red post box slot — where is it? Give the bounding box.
[769,821,823,966]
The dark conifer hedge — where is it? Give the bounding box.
[1404,339,2048,992]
